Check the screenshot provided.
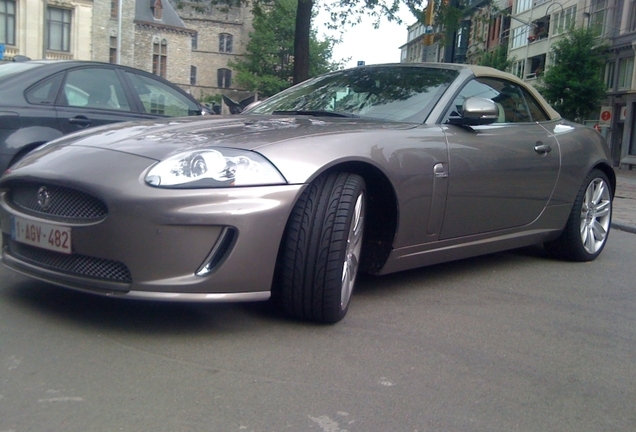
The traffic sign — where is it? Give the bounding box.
[600,107,612,124]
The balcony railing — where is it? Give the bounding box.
[46,51,73,60]
[0,46,19,60]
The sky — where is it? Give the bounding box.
[315,8,417,69]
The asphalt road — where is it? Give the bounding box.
[1,231,635,432]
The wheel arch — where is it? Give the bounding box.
[308,161,399,274]
[593,162,616,197]
[9,140,49,167]
[3,126,63,168]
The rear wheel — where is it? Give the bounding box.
[545,169,612,261]
[277,172,365,323]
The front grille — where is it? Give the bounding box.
[8,182,107,220]
[6,236,131,283]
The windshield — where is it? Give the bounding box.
[245,66,459,123]
[0,62,43,80]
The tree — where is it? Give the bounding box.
[428,0,470,47]
[476,44,512,72]
[230,0,342,97]
[536,27,608,122]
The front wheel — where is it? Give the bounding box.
[277,172,365,324]
[545,169,612,261]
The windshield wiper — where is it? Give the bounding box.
[271,110,359,118]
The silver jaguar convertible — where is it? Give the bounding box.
[0,64,615,323]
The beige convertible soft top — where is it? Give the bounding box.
[468,64,561,121]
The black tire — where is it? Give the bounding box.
[545,169,612,261]
[277,172,365,323]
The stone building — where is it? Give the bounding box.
[173,0,253,101]
[92,0,195,89]
[92,0,253,101]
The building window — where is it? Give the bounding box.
[605,61,616,90]
[110,0,118,19]
[0,0,16,45]
[191,33,197,50]
[190,66,197,85]
[109,36,117,63]
[217,68,231,88]
[629,0,636,32]
[618,57,634,90]
[515,0,532,14]
[47,8,71,52]
[219,33,233,53]
[153,39,167,78]
[152,0,163,20]
[552,6,576,36]
[526,54,546,79]
[511,26,528,49]
[512,60,525,79]
[589,0,607,36]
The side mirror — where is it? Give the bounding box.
[448,97,499,126]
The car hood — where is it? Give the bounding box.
[40,115,416,161]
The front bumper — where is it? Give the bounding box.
[0,147,303,301]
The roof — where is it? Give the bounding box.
[135,0,187,30]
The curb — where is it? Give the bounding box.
[611,222,636,234]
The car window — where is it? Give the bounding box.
[124,71,201,117]
[445,77,550,123]
[246,66,459,123]
[25,73,64,105]
[60,68,132,111]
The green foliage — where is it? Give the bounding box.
[536,27,608,122]
[199,93,222,105]
[228,0,343,96]
[432,0,466,32]
[476,45,512,72]
[428,0,492,46]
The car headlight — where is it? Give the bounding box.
[145,149,286,188]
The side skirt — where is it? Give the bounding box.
[378,204,570,275]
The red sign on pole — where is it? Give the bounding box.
[600,110,611,122]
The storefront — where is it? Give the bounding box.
[602,39,636,169]
[601,97,636,169]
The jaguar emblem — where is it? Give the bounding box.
[37,186,51,210]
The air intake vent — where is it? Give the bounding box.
[7,236,131,283]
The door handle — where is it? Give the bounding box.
[534,142,552,154]
[68,116,91,127]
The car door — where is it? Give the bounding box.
[55,66,151,134]
[439,77,560,239]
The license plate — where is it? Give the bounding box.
[11,216,72,254]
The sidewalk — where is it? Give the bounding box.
[613,167,636,234]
